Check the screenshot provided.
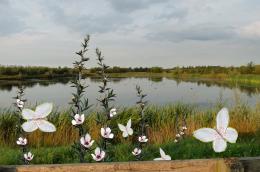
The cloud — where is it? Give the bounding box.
[239,21,260,39]
[0,0,260,67]
[0,1,26,36]
[41,0,133,34]
[108,0,168,13]
[146,24,236,42]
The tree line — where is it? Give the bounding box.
[172,62,260,75]
[0,62,259,78]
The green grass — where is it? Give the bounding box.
[0,102,260,147]
[0,101,259,165]
[172,73,260,86]
[0,136,259,165]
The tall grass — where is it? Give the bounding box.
[1,136,260,165]
[1,101,259,148]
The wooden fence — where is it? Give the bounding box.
[0,157,259,172]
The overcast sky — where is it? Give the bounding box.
[0,0,260,68]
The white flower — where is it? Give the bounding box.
[21,103,56,132]
[91,147,105,162]
[109,108,117,118]
[72,114,85,126]
[16,99,24,108]
[174,139,178,143]
[154,148,171,161]
[176,134,181,138]
[24,152,34,161]
[101,127,114,139]
[138,135,148,143]
[182,126,187,130]
[132,148,141,156]
[118,119,133,138]
[16,137,27,146]
[180,132,185,135]
[193,108,238,153]
[80,133,94,149]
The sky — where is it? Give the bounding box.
[0,0,260,68]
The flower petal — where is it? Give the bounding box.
[95,147,101,155]
[101,128,105,137]
[80,137,85,146]
[85,134,91,141]
[109,133,114,139]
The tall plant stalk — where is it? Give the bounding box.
[134,85,148,160]
[14,86,30,164]
[136,85,148,137]
[70,35,91,163]
[96,48,116,159]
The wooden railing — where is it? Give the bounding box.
[0,157,259,172]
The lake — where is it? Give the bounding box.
[0,77,259,109]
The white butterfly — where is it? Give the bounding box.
[21,103,56,133]
[154,148,171,161]
[193,108,238,153]
[118,118,133,138]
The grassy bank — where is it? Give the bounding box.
[0,136,259,165]
[172,73,260,86]
[0,101,259,164]
[1,102,260,145]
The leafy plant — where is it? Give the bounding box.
[69,35,92,163]
[13,86,32,164]
[95,48,117,161]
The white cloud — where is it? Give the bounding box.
[239,21,260,39]
[0,0,260,67]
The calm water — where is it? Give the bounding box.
[0,77,259,109]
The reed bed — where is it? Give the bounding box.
[0,101,259,148]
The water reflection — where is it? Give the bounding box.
[173,78,259,97]
[0,76,259,108]
[1,77,259,96]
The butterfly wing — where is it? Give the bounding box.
[193,128,218,142]
[216,108,229,131]
[159,148,171,160]
[37,120,56,132]
[118,124,125,132]
[35,103,53,118]
[159,148,166,157]
[126,119,133,136]
[154,158,163,161]
[223,127,238,143]
[213,137,227,152]
[21,121,38,132]
[127,127,133,136]
[163,155,171,160]
[127,119,131,128]
[22,109,35,120]
[118,124,128,137]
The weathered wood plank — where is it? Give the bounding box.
[1,157,259,172]
[4,159,229,172]
[239,157,260,172]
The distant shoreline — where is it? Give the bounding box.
[0,64,260,86]
[1,72,260,89]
